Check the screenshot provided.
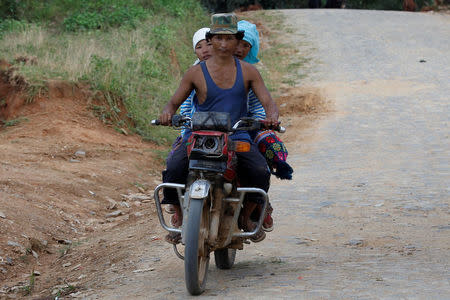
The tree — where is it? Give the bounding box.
[0,0,19,19]
[309,0,322,8]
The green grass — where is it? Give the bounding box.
[2,117,29,127]
[54,283,77,298]
[21,272,35,296]
[58,240,83,258]
[0,0,208,144]
[151,148,172,164]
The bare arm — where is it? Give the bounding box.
[247,65,279,125]
[159,66,198,125]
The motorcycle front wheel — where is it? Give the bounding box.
[214,248,236,269]
[184,197,210,295]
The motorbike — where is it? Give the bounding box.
[152,111,285,295]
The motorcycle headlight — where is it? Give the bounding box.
[203,137,218,152]
[195,136,221,155]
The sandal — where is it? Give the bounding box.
[250,226,266,243]
[262,203,274,232]
[164,204,176,214]
[239,216,266,243]
[262,213,274,232]
[165,232,181,245]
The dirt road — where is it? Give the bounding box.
[78,9,449,299]
[2,9,448,299]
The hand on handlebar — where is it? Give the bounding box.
[159,108,174,126]
[257,119,285,133]
[264,110,279,127]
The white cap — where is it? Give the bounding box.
[192,27,210,51]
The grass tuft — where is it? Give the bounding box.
[2,117,29,127]
[21,272,35,296]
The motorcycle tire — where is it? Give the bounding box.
[214,248,236,269]
[184,197,210,295]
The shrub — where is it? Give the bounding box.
[345,0,402,10]
[200,0,431,11]
[0,0,19,19]
[63,1,148,31]
[0,19,28,36]
[200,0,311,11]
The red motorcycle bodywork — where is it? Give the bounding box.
[187,130,237,182]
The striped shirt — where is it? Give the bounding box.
[247,89,266,120]
[180,89,266,137]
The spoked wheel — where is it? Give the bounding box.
[214,248,236,269]
[184,197,210,295]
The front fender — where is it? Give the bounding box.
[189,179,211,199]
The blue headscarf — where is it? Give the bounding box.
[237,20,260,64]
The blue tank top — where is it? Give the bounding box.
[193,58,250,141]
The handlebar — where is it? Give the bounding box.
[277,125,286,133]
[233,118,285,133]
[261,121,285,133]
[151,115,285,133]
[151,115,188,128]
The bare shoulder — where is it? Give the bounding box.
[239,60,261,80]
[184,64,202,79]
[239,60,256,71]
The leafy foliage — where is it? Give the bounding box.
[345,0,402,10]
[200,0,311,11]
[200,0,432,11]
[0,19,28,38]
[63,0,148,31]
[1,0,149,31]
[0,0,19,19]
[258,0,309,9]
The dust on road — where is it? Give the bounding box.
[1,8,449,300]
[83,9,449,300]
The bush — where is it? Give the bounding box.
[0,19,28,37]
[1,0,150,30]
[63,1,148,31]
[201,0,252,12]
[0,0,19,19]
[200,0,432,11]
[200,0,309,11]
[345,0,402,10]
[258,0,309,9]
[1,0,83,22]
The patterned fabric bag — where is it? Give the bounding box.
[254,130,293,180]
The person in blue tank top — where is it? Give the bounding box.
[159,13,279,245]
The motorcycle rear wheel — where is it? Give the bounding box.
[184,197,210,295]
[214,248,236,269]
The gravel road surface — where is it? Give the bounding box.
[86,9,450,299]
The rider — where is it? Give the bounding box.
[160,13,279,244]
[180,20,265,134]
[163,27,212,216]
[234,21,293,231]
[175,20,293,231]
